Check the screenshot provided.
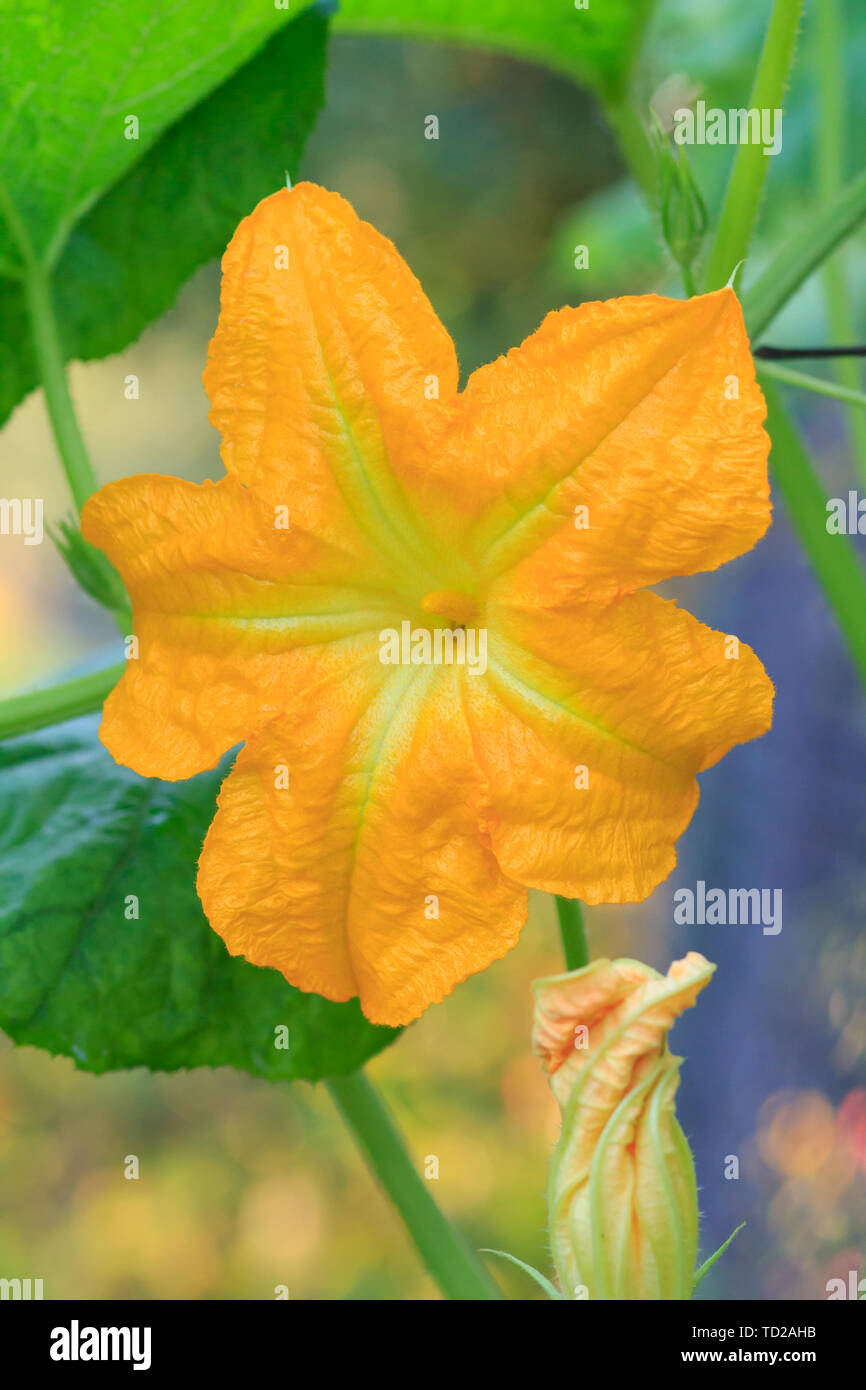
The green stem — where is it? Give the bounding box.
[603,96,657,201]
[0,664,124,742]
[703,0,804,291]
[756,359,866,410]
[814,0,866,478]
[24,263,98,513]
[815,0,844,201]
[325,1070,503,1301]
[742,168,866,338]
[761,378,866,690]
[554,896,590,971]
[0,181,98,514]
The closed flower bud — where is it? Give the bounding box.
[533,951,715,1300]
[651,115,708,276]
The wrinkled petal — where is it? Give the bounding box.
[437,288,769,601]
[534,958,648,1109]
[533,952,714,1299]
[82,473,398,779]
[197,663,527,1025]
[78,182,775,1029]
[465,590,773,900]
[203,182,464,594]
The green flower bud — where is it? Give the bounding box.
[533,952,714,1300]
[652,116,708,279]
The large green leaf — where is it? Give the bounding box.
[0,0,299,267]
[0,720,399,1080]
[0,6,327,429]
[333,0,655,98]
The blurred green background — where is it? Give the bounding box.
[1,0,865,1299]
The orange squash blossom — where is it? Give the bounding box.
[81,183,773,1027]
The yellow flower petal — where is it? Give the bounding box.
[440,289,769,602]
[82,473,400,779]
[197,663,527,1025]
[467,590,772,900]
[203,182,462,593]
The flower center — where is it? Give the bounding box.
[420,589,479,627]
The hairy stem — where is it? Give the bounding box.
[325,1069,503,1301]
[815,0,866,477]
[0,664,125,742]
[703,0,804,291]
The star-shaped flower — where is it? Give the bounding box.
[81,183,772,1026]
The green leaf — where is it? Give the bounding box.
[692,1222,746,1293]
[333,0,655,99]
[0,719,399,1081]
[0,6,327,429]
[0,0,300,267]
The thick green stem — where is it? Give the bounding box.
[757,359,866,410]
[815,0,844,198]
[703,0,804,291]
[814,0,866,477]
[23,262,98,513]
[555,896,590,971]
[325,1070,503,1301]
[0,181,98,514]
[761,379,866,690]
[603,96,656,201]
[0,664,124,742]
[742,168,866,338]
